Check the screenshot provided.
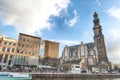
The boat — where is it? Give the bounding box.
[0,72,32,80]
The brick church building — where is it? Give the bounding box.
[61,12,110,72]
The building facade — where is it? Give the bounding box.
[44,40,59,59]
[0,33,60,69]
[0,35,17,69]
[93,12,109,72]
[13,33,41,66]
[39,40,59,66]
[62,12,109,72]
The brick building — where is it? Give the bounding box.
[13,33,41,66]
[62,12,110,72]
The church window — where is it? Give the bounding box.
[75,52,77,56]
[97,39,99,44]
[99,39,101,43]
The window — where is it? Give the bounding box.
[8,42,11,46]
[30,44,32,48]
[26,44,28,47]
[23,38,26,42]
[2,47,5,52]
[99,39,101,43]
[4,42,7,45]
[7,48,10,52]
[17,48,20,53]
[8,60,12,65]
[37,41,40,44]
[10,55,13,59]
[22,44,24,47]
[31,40,33,43]
[90,51,94,57]
[13,43,16,46]
[27,39,30,42]
[12,48,15,53]
[3,54,8,63]
[34,41,36,44]
[0,54,3,63]
[19,36,22,41]
[18,43,21,46]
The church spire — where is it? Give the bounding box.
[93,12,108,64]
[93,12,102,36]
[93,12,101,29]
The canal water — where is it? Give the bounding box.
[0,73,120,80]
[32,78,120,80]
[0,77,120,80]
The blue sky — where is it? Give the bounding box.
[0,0,120,63]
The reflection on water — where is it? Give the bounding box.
[33,78,120,80]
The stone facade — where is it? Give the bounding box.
[62,42,98,68]
[0,35,17,68]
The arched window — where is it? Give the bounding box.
[99,39,102,43]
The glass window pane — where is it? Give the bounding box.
[12,48,14,53]
[0,54,3,63]
[8,42,11,46]
[23,38,26,42]
[4,42,7,45]
[13,43,16,46]
[18,43,21,46]
[2,47,5,52]
[7,48,10,52]
[3,54,8,63]
[22,44,24,47]
[19,36,22,41]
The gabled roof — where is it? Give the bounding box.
[67,42,94,52]
[85,42,94,49]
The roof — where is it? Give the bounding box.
[85,42,94,49]
[45,40,59,44]
[68,45,79,52]
[0,35,17,42]
[19,33,41,39]
[67,42,94,52]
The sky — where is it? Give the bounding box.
[0,0,120,64]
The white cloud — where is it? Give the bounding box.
[66,10,78,27]
[106,28,120,63]
[59,40,80,45]
[49,39,80,46]
[107,7,120,21]
[0,0,70,35]
[96,0,101,6]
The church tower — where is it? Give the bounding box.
[93,12,108,64]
